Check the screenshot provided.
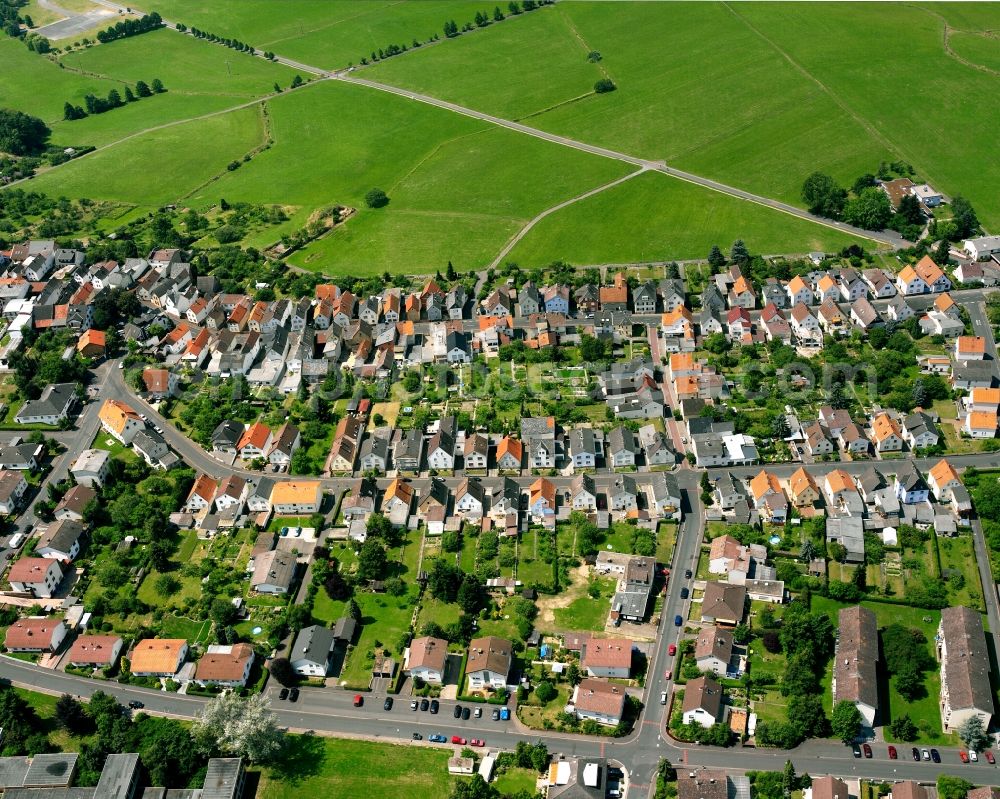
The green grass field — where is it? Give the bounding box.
[146,0,510,71]
[261,736,454,799]
[29,103,265,205]
[507,170,865,265]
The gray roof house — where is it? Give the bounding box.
[290,625,337,677]
[827,516,865,563]
[15,383,77,425]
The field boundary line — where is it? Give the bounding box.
[488,167,647,269]
[721,2,933,184]
[914,5,1000,78]
[514,91,595,122]
[555,2,613,82]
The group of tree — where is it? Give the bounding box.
[64,79,164,120]
[881,623,934,701]
[594,78,616,93]
[754,600,835,748]
[95,12,163,43]
[801,168,980,241]
[0,108,50,156]
[181,25,256,54]
[746,763,810,799]
[443,1,549,37]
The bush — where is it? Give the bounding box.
[594,78,616,93]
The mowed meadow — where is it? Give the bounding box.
[9,1,999,273]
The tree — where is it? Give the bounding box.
[842,187,892,230]
[732,624,751,645]
[958,715,989,752]
[830,700,862,744]
[155,573,180,596]
[357,539,387,581]
[594,78,616,93]
[889,714,918,741]
[457,576,484,614]
[135,80,152,97]
[151,78,165,93]
[937,777,973,799]
[210,597,239,628]
[950,195,980,239]
[194,694,283,763]
[54,694,90,735]
[441,530,461,552]
[730,239,750,266]
[782,761,797,797]
[365,188,389,208]
[534,681,556,703]
[896,193,923,226]
[801,172,847,218]
[799,539,817,563]
[0,108,51,155]
[707,245,727,269]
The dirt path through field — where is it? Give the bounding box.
[535,563,590,625]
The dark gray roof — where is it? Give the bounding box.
[291,625,336,666]
[200,759,243,799]
[23,754,78,788]
[94,754,140,799]
[16,383,76,420]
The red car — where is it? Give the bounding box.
[862,744,872,759]
[353,695,363,707]
[986,751,996,764]
[960,751,970,763]
[451,736,467,745]
[887,746,897,760]
[668,643,677,656]
[470,739,485,747]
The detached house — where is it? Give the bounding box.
[870,413,903,452]
[682,675,723,728]
[404,636,448,685]
[8,557,63,597]
[466,636,512,691]
[98,399,144,445]
[928,459,962,502]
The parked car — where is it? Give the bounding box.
[985,750,995,764]
[288,688,299,702]
[429,734,446,743]
[684,569,692,579]
[470,739,485,747]
[420,699,429,711]
[862,744,872,759]
[383,698,393,711]
[474,708,482,718]
[970,750,978,762]
[353,695,363,707]
[451,736,467,745]
[674,615,683,627]
[128,700,144,710]
[660,692,667,705]
[499,707,510,720]
[851,744,862,758]
[680,587,689,599]
[491,709,500,721]
[411,700,419,710]
[960,751,970,763]
[665,669,672,680]
[887,746,897,760]
[931,749,941,763]
[278,688,289,701]
[430,700,439,714]
[453,705,463,719]
[921,748,930,761]
[412,733,423,740]
[462,707,471,720]
[668,643,677,656]
[911,748,920,761]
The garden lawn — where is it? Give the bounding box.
[338,589,419,688]
[260,736,454,799]
[553,576,615,631]
[29,104,265,207]
[936,533,985,611]
[493,768,539,797]
[506,170,867,267]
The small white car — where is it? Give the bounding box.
[660,692,667,705]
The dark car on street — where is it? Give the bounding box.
[420,698,429,711]
[911,748,920,761]
[288,688,299,702]
[931,749,941,763]
[862,744,872,758]
[462,707,471,720]
[430,700,439,714]
[383,698,393,711]
[454,705,463,719]
[278,688,289,700]
[851,743,862,758]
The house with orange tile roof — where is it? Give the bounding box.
[98,399,144,444]
[580,638,633,678]
[870,413,903,452]
[496,437,522,471]
[896,264,927,296]
[825,468,860,509]
[928,458,962,502]
[185,474,218,513]
[786,275,813,307]
[4,618,67,652]
[728,275,756,309]
[528,477,556,523]
[660,307,693,337]
[934,292,959,318]
[815,274,839,303]
[271,480,322,514]
[195,643,255,687]
[236,421,272,460]
[382,478,414,515]
[668,352,698,380]
[787,466,820,507]
[964,410,998,439]
[130,638,188,677]
[76,329,106,358]
[914,254,951,292]
[599,272,629,311]
[956,336,987,361]
[749,470,787,522]
[142,368,179,399]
